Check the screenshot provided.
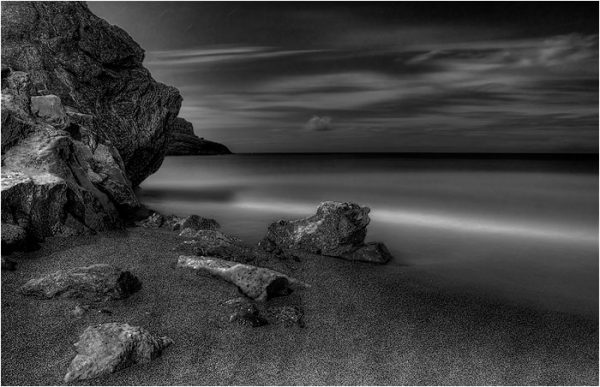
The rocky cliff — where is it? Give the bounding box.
[166,118,231,156]
[1,2,182,241]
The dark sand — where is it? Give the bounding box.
[1,227,598,385]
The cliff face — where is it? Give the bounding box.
[166,118,231,156]
[1,2,182,240]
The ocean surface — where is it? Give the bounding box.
[138,154,598,315]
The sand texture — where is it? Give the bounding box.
[1,227,598,385]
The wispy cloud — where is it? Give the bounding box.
[146,45,327,66]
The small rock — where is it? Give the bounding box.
[342,242,393,264]
[177,230,253,262]
[267,305,305,327]
[30,95,69,128]
[177,255,308,301]
[20,264,142,300]
[64,322,173,382]
[1,257,17,271]
[1,223,31,254]
[136,212,164,228]
[179,215,220,232]
[225,297,268,327]
[71,304,89,318]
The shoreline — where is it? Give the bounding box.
[2,226,598,385]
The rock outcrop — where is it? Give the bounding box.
[1,2,182,243]
[20,264,141,300]
[166,117,231,156]
[260,201,392,263]
[64,322,173,382]
[177,255,307,301]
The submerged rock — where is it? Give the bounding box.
[64,322,173,383]
[20,264,141,300]
[166,117,231,156]
[177,255,307,301]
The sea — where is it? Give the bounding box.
[138,154,599,316]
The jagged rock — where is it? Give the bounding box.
[177,215,220,234]
[266,305,305,327]
[166,117,231,156]
[2,2,182,186]
[260,201,392,263]
[177,255,307,301]
[1,257,17,271]
[64,322,173,383]
[136,212,164,228]
[20,264,141,300]
[1,2,183,241]
[224,297,268,327]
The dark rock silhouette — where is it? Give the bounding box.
[64,322,173,382]
[166,117,231,156]
[1,2,182,242]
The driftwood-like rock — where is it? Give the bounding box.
[177,255,307,301]
[20,264,141,300]
[64,322,173,383]
[260,201,392,263]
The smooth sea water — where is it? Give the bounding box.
[138,154,599,315]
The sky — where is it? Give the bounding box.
[88,2,599,153]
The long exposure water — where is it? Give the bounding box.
[139,154,598,315]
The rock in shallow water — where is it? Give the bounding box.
[20,264,141,300]
[177,255,307,301]
[260,201,392,263]
[64,322,173,382]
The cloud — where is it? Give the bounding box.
[304,116,333,131]
[146,45,327,67]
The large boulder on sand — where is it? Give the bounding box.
[1,2,183,241]
[177,255,308,301]
[20,264,141,300]
[260,201,392,263]
[64,322,173,382]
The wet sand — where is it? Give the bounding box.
[1,227,598,385]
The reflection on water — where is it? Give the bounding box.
[139,154,598,315]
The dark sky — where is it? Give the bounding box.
[88,2,599,153]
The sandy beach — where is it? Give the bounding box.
[2,226,597,385]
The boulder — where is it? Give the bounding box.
[2,2,182,186]
[177,255,307,301]
[64,322,173,383]
[260,201,392,263]
[177,215,220,234]
[20,264,141,300]
[1,2,183,241]
[166,117,231,156]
